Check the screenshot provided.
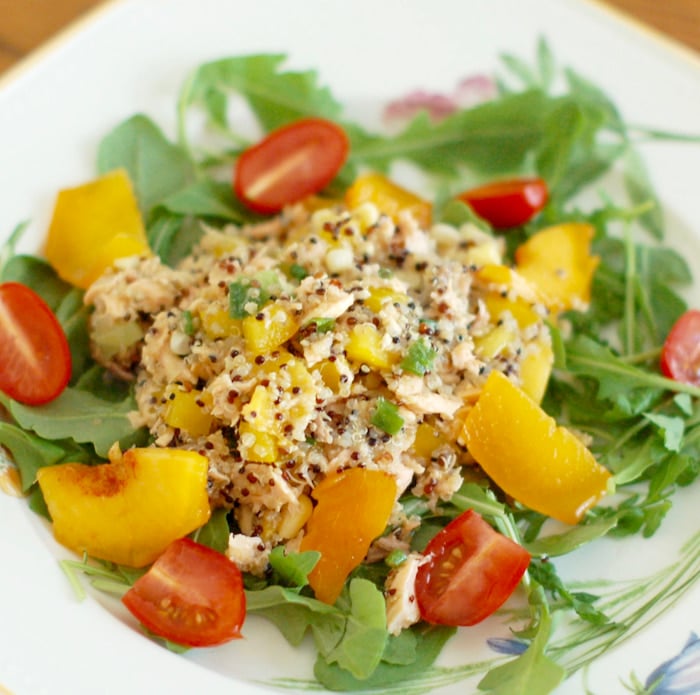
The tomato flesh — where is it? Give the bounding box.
[234,117,349,214]
[661,309,700,386]
[0,282,71,405]
[415,510,530,626]
[122,537,246,647]
[457,177,548,229]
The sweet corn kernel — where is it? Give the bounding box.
[277,494,313,540]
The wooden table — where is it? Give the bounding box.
[1,0,699,75]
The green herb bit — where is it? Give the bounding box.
[401,338,437,376]
[182,309,195,336]
[371,397,404,436]
[385,549,408,568]
[378,267,393,279]
[307,317,335,333]
[288,263,308,280]
[228,279,267,318]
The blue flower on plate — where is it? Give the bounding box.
[645,632,700,694]
[486,637,528,656]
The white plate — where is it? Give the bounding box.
[1,1,700,693]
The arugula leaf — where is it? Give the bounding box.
[0,422,84,490]
[191,508,230,553]
[524,516,620,557]
[268,546,320,588]
[623,147,664,239]
[0,221,28,278]
[3,388,146,458]
[0,254,73,311]
[314,623,456,691]
[319,579,388,680]
[97,114,195,213]
[644,413,685,453]
[478,614,566,694]
[158,179,251,222]
[177,54,343,150]
[564,335,700,400]
[245,584,340,646]
[350,90,552,177]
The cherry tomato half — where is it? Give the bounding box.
[0,282,71,405]
[234,117,349,214]
[122,537,246,648]
[457,177,548,229]
[415,509,530,626]
[660,309,700,386]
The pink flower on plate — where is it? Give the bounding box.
[383,74,497,126]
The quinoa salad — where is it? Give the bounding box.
[85,199,550,631]
[3,42,700,694]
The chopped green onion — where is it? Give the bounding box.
[378,267,393,279]
[401,338,437,376]
[371,397,404,436]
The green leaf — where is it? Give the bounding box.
[0,221,29,278]
[97,114,195,213]
[0,254,73,311]
[268,547,320,588]
[565,335,700,400]
[623,147,664,239]
[191,508,230,553]
[54,287,93,383]
[525,516,619,557]
[350,90,552,177]
[177,54,343,144]
[4,388,144,458]
[0,423,70,490]
[478,608,566,694]
[159,179,250,222]
[449,482,508,519]
[644,413,684,452]
[245,585,340,646]
[534,98,585,187]
[436,198,492,230]
[314,623,456,691]
[322,579,388,680]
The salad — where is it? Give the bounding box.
[1,40,700,693]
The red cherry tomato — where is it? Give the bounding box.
[660,309,700,386]
[122,537,246,647]
[415,509,530,626]
[457,177,548,228]
[0,282,71,405]
[234,117,349,214]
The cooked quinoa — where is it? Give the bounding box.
[84,201,551,574]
